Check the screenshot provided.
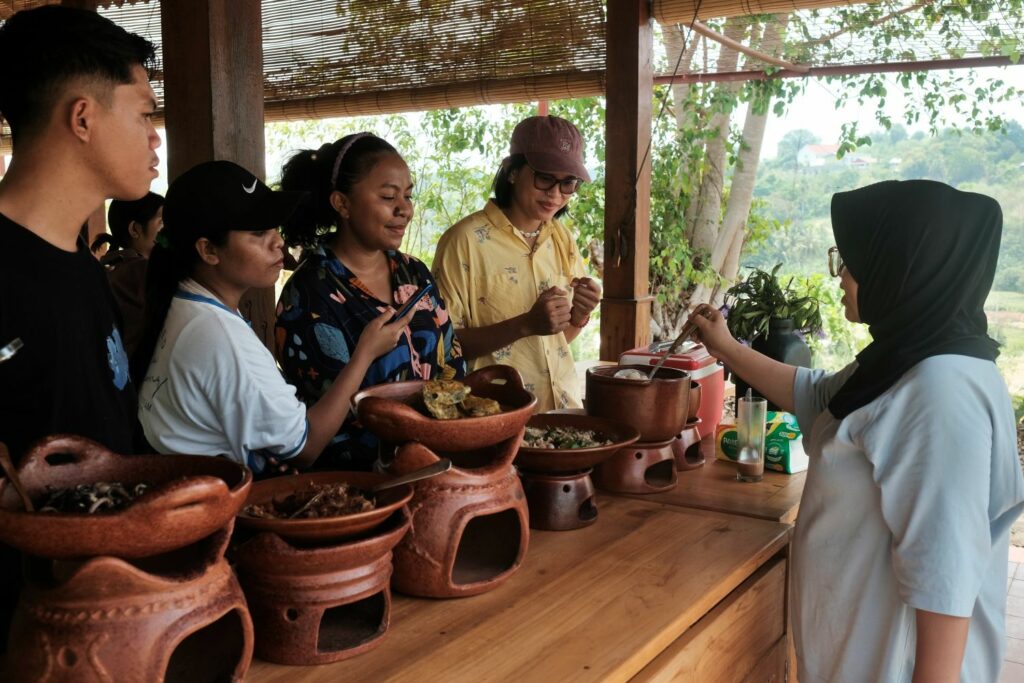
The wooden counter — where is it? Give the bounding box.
[247,496,791,682]
[618,448,805,524]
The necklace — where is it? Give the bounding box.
[518,226,542,239]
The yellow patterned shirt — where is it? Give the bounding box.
[432,200,586,412]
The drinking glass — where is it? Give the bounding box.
[736,395,767,482]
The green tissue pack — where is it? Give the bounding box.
[715,411,808,474]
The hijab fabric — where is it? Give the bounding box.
[828,179,1002,419]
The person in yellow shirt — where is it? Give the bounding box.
[432,116,601,411]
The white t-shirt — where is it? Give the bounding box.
[791,355,1024,682]
[138,279,309,474]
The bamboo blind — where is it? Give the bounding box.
[4,0,606,119]
[259,0,606,111]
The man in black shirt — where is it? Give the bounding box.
[0,7,160,651]
[0,7,160,461]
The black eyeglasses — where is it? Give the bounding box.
[530,167,582,195]
[828,246,845,277]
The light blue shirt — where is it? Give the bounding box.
[791,355,1024,682]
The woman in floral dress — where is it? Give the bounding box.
[277,133,465,470]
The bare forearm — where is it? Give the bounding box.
[456,317,531,361]
[912,610,969,683]
[296,349,374,466]
[562,324,583,344]
[716,340,797,412]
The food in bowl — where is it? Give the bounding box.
[522,426,612,450]
[242,481,375,520]
[38,482,151,514]
[613,368,649,380]
[460,394,502,417]
[422,379,502,420]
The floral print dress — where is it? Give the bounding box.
[276,245,465,469]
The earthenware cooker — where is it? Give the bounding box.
[236,471,414,544]
[585,365,692,442]
[516,414,640,473]
[353,365,537,452]
[0,434,251,559]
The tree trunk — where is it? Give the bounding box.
[690,18,782,308]
[688,19,746,256]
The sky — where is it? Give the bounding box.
[758,63,1024,160]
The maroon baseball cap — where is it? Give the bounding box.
[509,116,591,183]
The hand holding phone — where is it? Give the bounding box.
[391,282,434,322]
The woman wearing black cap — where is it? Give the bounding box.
[133,160,416,475]
[432,115,601,413]
[275,133,466,470]
[689,180,1024,682]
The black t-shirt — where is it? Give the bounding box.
[0,213,137,461]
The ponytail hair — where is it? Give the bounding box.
[279,133,399,249]
[130,233,226,384]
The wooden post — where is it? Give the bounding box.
[601,0,653,361]
[160,0,276,350]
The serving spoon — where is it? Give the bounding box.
[646,283,721,380]
[284,457,453,519]
[371,457,452,493]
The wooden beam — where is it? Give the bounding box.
[160,0,276,351]
[652,0,869,23]
[601,0,654,361]
[655,54,1024,84]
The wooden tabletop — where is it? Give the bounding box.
[247,496,790,683]
[615,443,806,524]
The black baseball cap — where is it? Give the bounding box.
[162,160,305,246]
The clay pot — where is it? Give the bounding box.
[687,380,702,421]
[5,525,253,682]
[672,419,705,471]
[233,508,411,666]
[236,472,413,545]
[353,365,537,452]
[585,365,692,442]
[0,435,251,559]
[515,414,640,474]
[592,439,678,494]
[388,433,529,598]
[518,471,598,531]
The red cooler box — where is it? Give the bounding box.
[619,341,725,438]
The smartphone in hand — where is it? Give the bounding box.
[391,282,434,322]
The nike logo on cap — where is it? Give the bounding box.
[242,179,258,194]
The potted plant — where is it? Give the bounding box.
[724,264,823,410]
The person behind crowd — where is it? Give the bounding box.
[276,132,465,470]
[0,5,159,461]
[89,231,112,259]
[104,192,164,356]
[432,115,600,412]
[689,179,1024,682]
[134,160,417,475]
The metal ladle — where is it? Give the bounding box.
[371,457,452,493]
[646,284,721,380]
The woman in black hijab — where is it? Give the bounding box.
[691,180,1024,682]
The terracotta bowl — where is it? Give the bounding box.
[353,365,537,452]
[516,414,640,474]
[236,471,413,545]
[585,365,692,442]
[0,435,251,560]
